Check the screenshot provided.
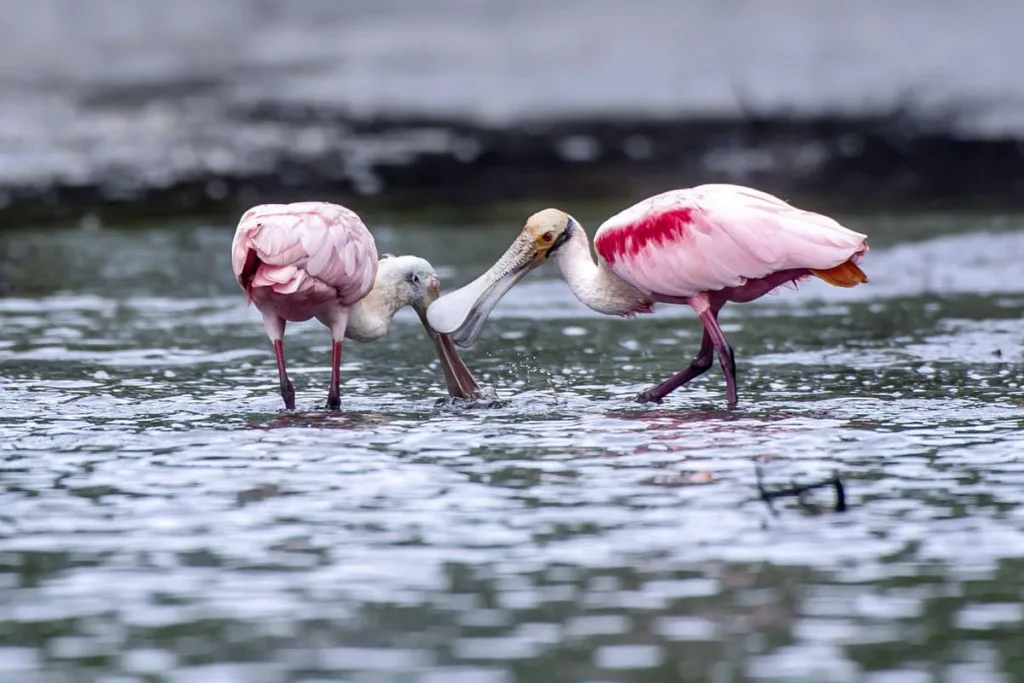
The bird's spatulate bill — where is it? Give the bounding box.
[415,306,482,399]
[432,332,482,398]
[424,273,494,335]
[426,236,535,348]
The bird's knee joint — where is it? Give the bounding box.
[690,356,714,372]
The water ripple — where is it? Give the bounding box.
[1,217,1023,681]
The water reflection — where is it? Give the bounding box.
[1,214,1023,681]
[244,410,410,432]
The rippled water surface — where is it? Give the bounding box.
[2,209,1024,682]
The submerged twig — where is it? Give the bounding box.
[756,465,847,515]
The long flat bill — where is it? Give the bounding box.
[416,306,482,398]
[427,266,532,347]
[431,332,481,399]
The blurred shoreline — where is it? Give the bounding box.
[2,0,1023,224]
[4,109,1024,225]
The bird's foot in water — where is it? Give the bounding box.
[326,391,341,411]
[634,390,664,405]
[435,386,505,409]
[280,380,296,411]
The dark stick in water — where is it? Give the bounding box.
[756,466,847,515]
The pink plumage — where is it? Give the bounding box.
[593,184,868,300]
[425,183,872,411]
[230,202,379,411]
[231,202,378,322]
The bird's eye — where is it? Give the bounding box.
[542,231,555,243]
[412,275,420,284]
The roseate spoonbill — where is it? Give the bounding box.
[231,202,479,410]
[427,184,868,409]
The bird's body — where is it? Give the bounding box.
[232,202,479,410]
[233,202,378,330]
[426,184,869,409]
[592,184,867,303]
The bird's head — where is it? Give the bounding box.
[376,254,481,400]
[522,208,577,263]
[425,209,578,347]
[378,254,442,316]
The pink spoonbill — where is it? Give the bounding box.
[231,202,480,410]
[426,184,868,409]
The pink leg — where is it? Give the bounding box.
[273,339,296,410]
[327,340,342,410]
[636,330,715,404]
[318,308,349,411]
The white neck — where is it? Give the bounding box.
[550,226,651,316]
[345,272,405,342]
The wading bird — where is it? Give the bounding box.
[231,202,479,410]
[427,184,868,409]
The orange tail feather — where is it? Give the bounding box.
[811,259,868,288]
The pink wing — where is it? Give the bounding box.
[592,184,869,298]
[231,202,378,306]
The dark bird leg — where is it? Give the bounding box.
[637,297,732,405]
[273,339,296,410]
[636,331,715,404]
[697,305,738,409]
[327,340,342,411]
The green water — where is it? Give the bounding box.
[1,209,1023,683]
